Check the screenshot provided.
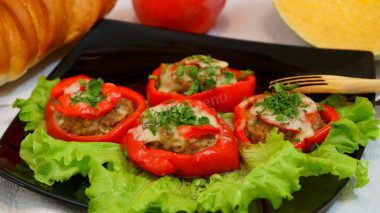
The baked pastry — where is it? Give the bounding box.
[0,0,116,86]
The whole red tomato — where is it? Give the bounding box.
[132,0,226,33]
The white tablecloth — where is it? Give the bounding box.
[1,1,379,212]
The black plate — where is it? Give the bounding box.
[0,19,376,212]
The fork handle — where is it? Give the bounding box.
[295,78,380,94]
[351,79,380,93]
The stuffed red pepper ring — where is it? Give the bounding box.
[146,55,256,112]
[45,75,146,142]
[121,99,240,176]
[234,86,339,152]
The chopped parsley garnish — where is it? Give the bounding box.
[141,101,210,135]
[255,83,301,121]
[184,79,200,96]
[205,67,216,77]
[279,82,299,91]
[198,116,211,125]
[148,75,157,80]
[176,64,185,78]
[70,78,106,108]
[201,78,216,91]
[239,69,254,79]
[173,55,238,96]
[186,65,199,78]
[221,70,235,85]
[191,54,213,63]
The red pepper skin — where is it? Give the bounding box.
[177,125,220,140]
[303,104,340,152]
[51,75,123,120]
[45,76,147,142]
[234,94,339,152]
[146,67,256,112]
[120,99,240,177]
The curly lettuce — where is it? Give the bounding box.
[14,76,379,212]
[12,76,60,131]
[322,94,380,151]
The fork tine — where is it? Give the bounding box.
[268,81,327,89]
[269,75,322,85]
[269,79,325,88]
[269,75,325,89]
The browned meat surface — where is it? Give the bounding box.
[246,113,325,144]
[53,98,135,136]
[146,126,216,155]
[312,113,326,131]
[246,117,295,144]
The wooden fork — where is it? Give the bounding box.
[269,75,380,94]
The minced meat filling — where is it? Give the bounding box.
[53,98,135,136]
[245,112,326,144]
[145,126,217,155]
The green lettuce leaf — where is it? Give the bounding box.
[20,127,128,185]
[12,76,60,132]
[14,77,379,212]
[322,95,380,152]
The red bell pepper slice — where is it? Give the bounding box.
[120,99,240,176]
[177,125,220,140]
[51,75,123,119]
[45,75,147,142]
[146,67,256,112]
[302,104,340,152]
[234,94,339,152]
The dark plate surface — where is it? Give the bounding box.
[0,19,376,212]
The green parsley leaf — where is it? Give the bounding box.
[202,79,216,91]
[184,79,200,96]
[198,116,210,125]
[186,65,199,78]
[221,70,235,85]
[176,65,185,78]
[88,78,104,97]
[240,69,254,79]
[148,75,157,80]
[79,79,87,87]
[192,55,212,63]
[205,67,216,77]
[273,83,284,93]
[70,78,106,108]
[255,83,302,121]
[279,82,299,91]
[141,102,210,135]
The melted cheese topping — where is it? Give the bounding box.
[183,55,229,69]
[158,64,183,93]
[249,94,318,140]
[157,55,237,93]
[63,81,81,94]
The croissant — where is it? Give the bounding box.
[0,0,116,86]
